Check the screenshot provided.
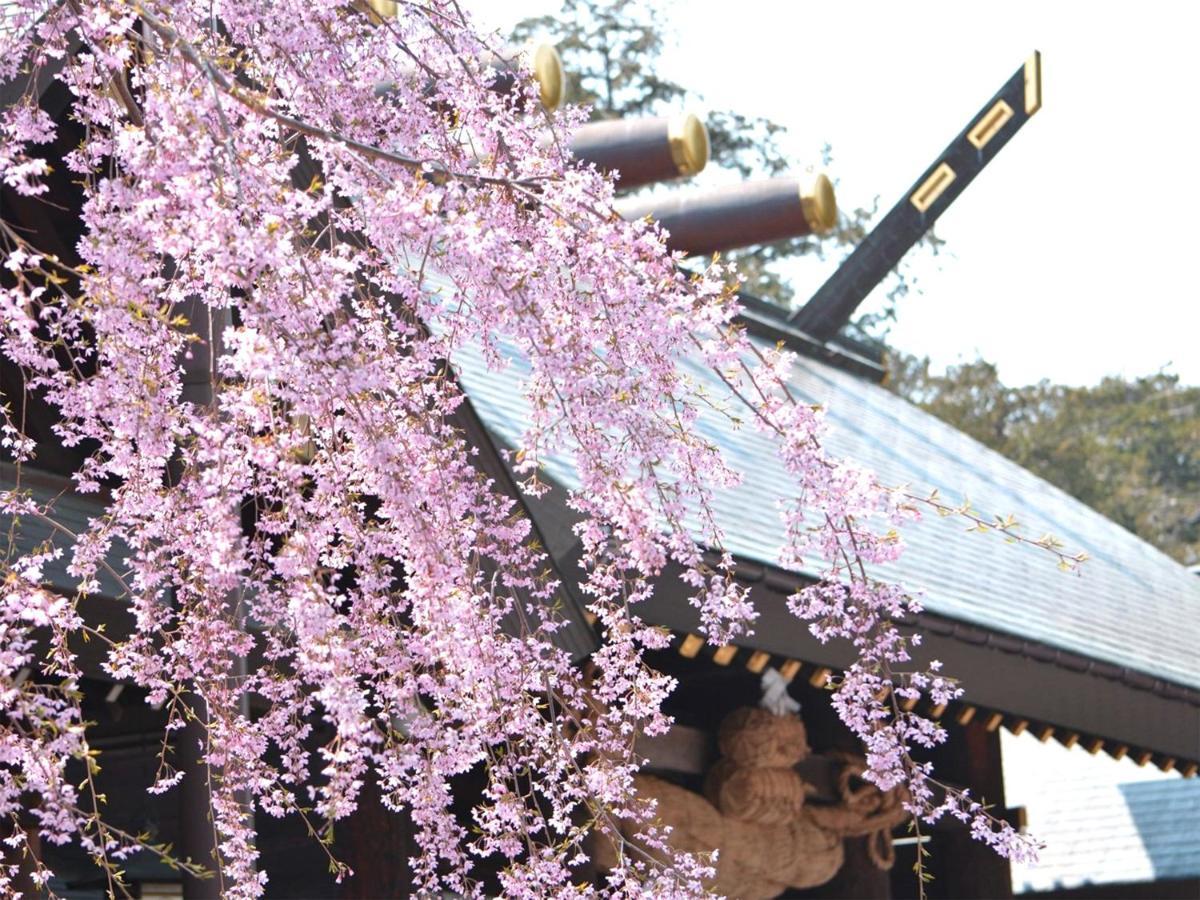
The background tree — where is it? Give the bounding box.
[512,0,942,336]
[888,355,1200,565]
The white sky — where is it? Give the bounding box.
[470,0,1200,387]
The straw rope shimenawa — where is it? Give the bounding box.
[592,707,908,898]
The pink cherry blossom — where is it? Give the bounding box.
[0,1,1046,895]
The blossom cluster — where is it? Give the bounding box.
[0,1,1038,895]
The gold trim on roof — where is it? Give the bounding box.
[911,162,956,212]
[1024,50,1043,116]
[968,99,1015,150]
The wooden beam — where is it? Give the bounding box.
[1182,762,1198,779]
[802,663,826,686]
[778,659,802,681]
[1008,718,1028,736]
[1013,805,1028,831]
[1135,750,1154,767]
[745,650,771,674]
[637,724,711,776]
[1158,756,1177,774]
[936,718,1014,898]
[1111,744,1129,762]
[1085,737,1105,755]
[635,552,1200,762]
[677,634,704,659]
[1036,725,1054,743]
[900,696,919,712]
[984,712,1004,732]
[955,705,977,726]
[711,645,737,666]
[930,703,947,719]
[1058,732,1079,750]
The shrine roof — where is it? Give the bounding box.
[453,329,1200,694]
[1010,770,1200,892]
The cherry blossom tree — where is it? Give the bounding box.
[0,1,1071,896]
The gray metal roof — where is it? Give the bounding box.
[1004,727,1200,893]
[1010,772,1200,891]
[451,330,1200,692]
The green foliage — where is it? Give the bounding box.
[887,355,1200,564]
[511,0,941,330]
[512,0,683,119]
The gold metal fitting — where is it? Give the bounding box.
[667,113,710,177]
[800,173,837,233]
[911,162,956,213]
[364,0,397,20]
[968,99,1014,150]
[1024,50,1042,116]
[530,43,564,111]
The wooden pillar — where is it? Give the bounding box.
[800,686,893,899]
[808,834,892,899]
[334,773,414,898]
[0,805,42,897]
[932,718,1014,899]
[176,301,252,898]
[179,695,221,900]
